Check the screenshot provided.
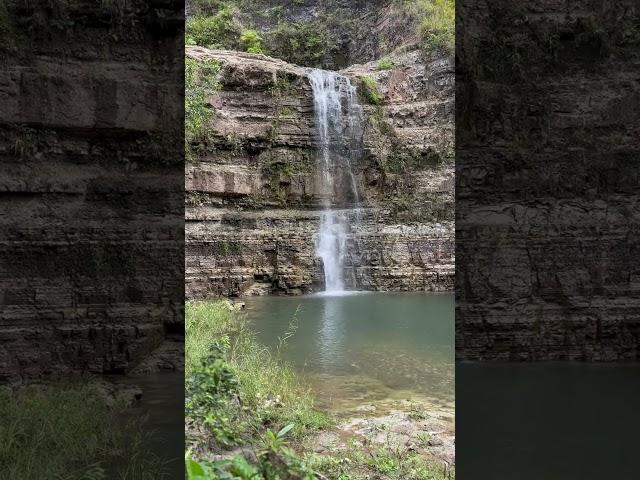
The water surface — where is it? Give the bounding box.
[114,372,184,479]
[243,292,454,413]
[457,363,640,479]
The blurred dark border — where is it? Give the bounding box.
[0,0,184,476]
[456,0,640,477]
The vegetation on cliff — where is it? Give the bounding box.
[414,0,455,55]
[186,5,240,49]
[240,29,265,53]
[359,75,385,105]
[185,56,221,162]
[266,20,331,68]
[185,0,455,67]
[376,56,395,71]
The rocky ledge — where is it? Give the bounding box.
[185,46,454,297]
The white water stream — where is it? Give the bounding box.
[308,69,363,293]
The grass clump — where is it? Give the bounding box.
[186,423,319,479]
[359,75,384,105]
[377,57,395,70]
[0,383,164,479]
[186,424,319,480]
[185,57,221,162]
[185,300,234,376]
[240,29,264,54]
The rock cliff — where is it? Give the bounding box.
[456,0,640,360]
[185,45,454,297]
[0,0,184,380]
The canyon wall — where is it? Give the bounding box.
[185,46,454,297]
[456,0,640,360]
[0,0,184,380]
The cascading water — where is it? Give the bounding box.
[308,69,363,293]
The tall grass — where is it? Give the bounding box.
[0,383,164,479]
[185,300,235,376]
[185,301,330,440]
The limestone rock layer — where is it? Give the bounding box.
[185,46,454,297]
[1,1,184,380]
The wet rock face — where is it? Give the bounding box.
[185,46,454,297]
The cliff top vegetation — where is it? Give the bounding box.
[185,0,454,69]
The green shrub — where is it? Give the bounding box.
[186,454,261,480]
[267,21,329,67]
[418,0,455,55]
[377,57,395,70]
[240,29,264,54]
[359,75,384,105]
[186,6,240,48]
[186,350,243,447]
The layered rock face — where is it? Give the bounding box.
[0,1,184,380]
[456,1,640,360]
[186,46,454,298]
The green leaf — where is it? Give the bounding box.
[185,458,207,480]
[277,423,295,439]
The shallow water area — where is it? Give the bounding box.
[243,292,454,417]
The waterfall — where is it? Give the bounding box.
[308,69,363,293]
